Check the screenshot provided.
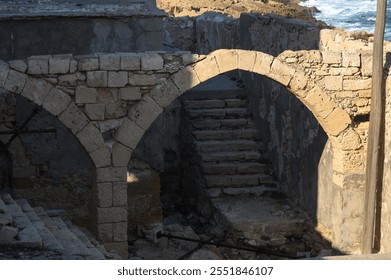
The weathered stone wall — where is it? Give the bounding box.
[0,48,378,255]
[0,17,163,61]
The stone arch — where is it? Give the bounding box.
[0,63,114,249]
[116,49,352,161]
[114,49,363,253]
[0,67,110,169]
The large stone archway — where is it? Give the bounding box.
[1,48,370,255]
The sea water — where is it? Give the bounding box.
[300,0,391,41]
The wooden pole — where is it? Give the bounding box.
[362,0,387,254]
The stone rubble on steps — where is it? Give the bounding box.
[0,194,119,259]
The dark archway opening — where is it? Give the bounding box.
[127,72,334,259]
[0,90,94,229]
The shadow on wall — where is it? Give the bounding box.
[0,91,94,228]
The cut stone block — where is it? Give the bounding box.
[87,71,108,87]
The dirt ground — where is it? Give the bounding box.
[157,0,322,22]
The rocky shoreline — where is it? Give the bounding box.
[157,0,324,24]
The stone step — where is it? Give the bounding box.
[196,139,260,153]
[205,174,277,188]
[201,151,263,162]
[15,200,65,253]
[184,99,247,109]
[64,221,106,260]
[191,118,255,130]
[211,196,305,243]
[4,195,42,249]
[193,128,259,141]
[184,88,246,100]
[187,108,250,119]
[206,186,281,198]
[50,217,97,259]
[203,162,274,175]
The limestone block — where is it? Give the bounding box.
[59,103,89,134]
[113,222,128,242]
[339,129,362,151]
[0,226,18,243]
[49,56,70,74]
[150,79,181,107]
[181,53,203,65]
[213,49,238,73]
[75,86,98,104]
[42,87,72,116]
[324,76,343,91]
[269,58,295,86]
[98,207,128,224]
[361,54,373,77]
[0,61,10,87]
[76,122,105,153]
[9,60,27,73]
[112,182,127,207]
[97,88,118,103]
[105,101,127,119]
[97,183,113,208]
[99,54,121,71]
[115,118,145,150]
[289,70,310,94]
[70,59,78,73]
[0,213,12,226]
[128,96,163,130]
[324,108,351,136]
[21,78,53,105]
[120,53,141,70]
[253,53,274,76]
[343,79,372,91]
[237,50,257,72]
[27,55,50,75]
[193,56,220,82]
[128,73,156,86]
[119,87,141,101]
[4,70,27,94]
[172,66,200,92]
[85,103,105,120]
[97,223,113,242]
[58,73,86,86]
[342,52,361,68]
[322,52,342,64]
[141,54,164,71]
[90,144,112,168]
[96,167,127,183]
[87,71,108,87]
[304,89,335,119]
[112,142,132,167]
[77,55,99,71]
[108,71,128,87]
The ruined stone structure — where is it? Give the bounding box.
[1,0,391,258]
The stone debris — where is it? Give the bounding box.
[0,194,119,259]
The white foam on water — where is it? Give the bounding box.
[300,0,391,40]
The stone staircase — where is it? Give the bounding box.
[0,194,118,259]
[182,75,309,247]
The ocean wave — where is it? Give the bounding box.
[300,0,391,40]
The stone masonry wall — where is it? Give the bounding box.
[0,47,379,254]
[0,17,164,61]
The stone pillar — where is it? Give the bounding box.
[93,167,128,258]
[329,130,366,254]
